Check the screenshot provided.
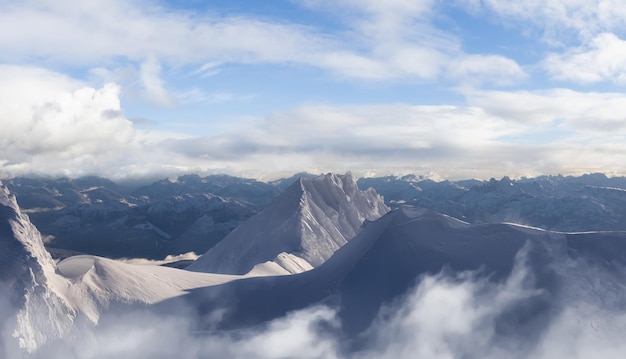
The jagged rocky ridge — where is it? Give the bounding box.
[188,173,389,274]
[358,173,626,231]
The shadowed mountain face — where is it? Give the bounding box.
[187,173,389,274]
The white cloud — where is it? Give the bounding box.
[303,0,525,83]
[449,54,527,85]
[0,66,150,179]
[466,88,626,130]
[191,61,222,78]
[0,0,524,85]
[2,66,626,180]
[13,246,626,359]
[457,0,626,43]
[544,33,626,84]
[174,89,256,105]
[0,1,331,67]
[3,67,626,181]
[139,56,175,107]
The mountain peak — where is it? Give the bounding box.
[188,172,389,274]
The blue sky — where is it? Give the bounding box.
[1,0,626,180]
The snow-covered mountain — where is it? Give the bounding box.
[9,171,626,263]
[3,174,626,357]
[188,173,389,274]
[172,205,626,343]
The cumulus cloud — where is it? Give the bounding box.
[0,67,140,178]
[2,65,626,180]
[3,66,626,180]
[456,1,626,87]
[544,33,626,84]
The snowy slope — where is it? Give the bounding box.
[172,205,626,339]
[187,173,389,274]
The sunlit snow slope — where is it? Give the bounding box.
[188,173,389,274]
[0,182,264,353]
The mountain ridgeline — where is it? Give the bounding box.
[357,172,626,231]
[188,173,389,274]
[2,174,626,357]
[6,172,626,263]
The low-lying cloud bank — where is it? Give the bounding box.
[2,65,626,181]
[2,250,625,359]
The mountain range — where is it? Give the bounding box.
[358,173,626,231]
[2,172,626,357]
[3,174,285,259]
[7,172,626,264]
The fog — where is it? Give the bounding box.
[2,250,625,359]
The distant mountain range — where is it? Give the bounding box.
[3,174,287,259]
[5,171,626,262]
[357,173,626,231]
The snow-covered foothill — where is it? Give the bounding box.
[187,172,389,274]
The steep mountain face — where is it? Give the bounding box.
[188,173,389,274]
[358,173,626,231]
[0,182,74,353]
